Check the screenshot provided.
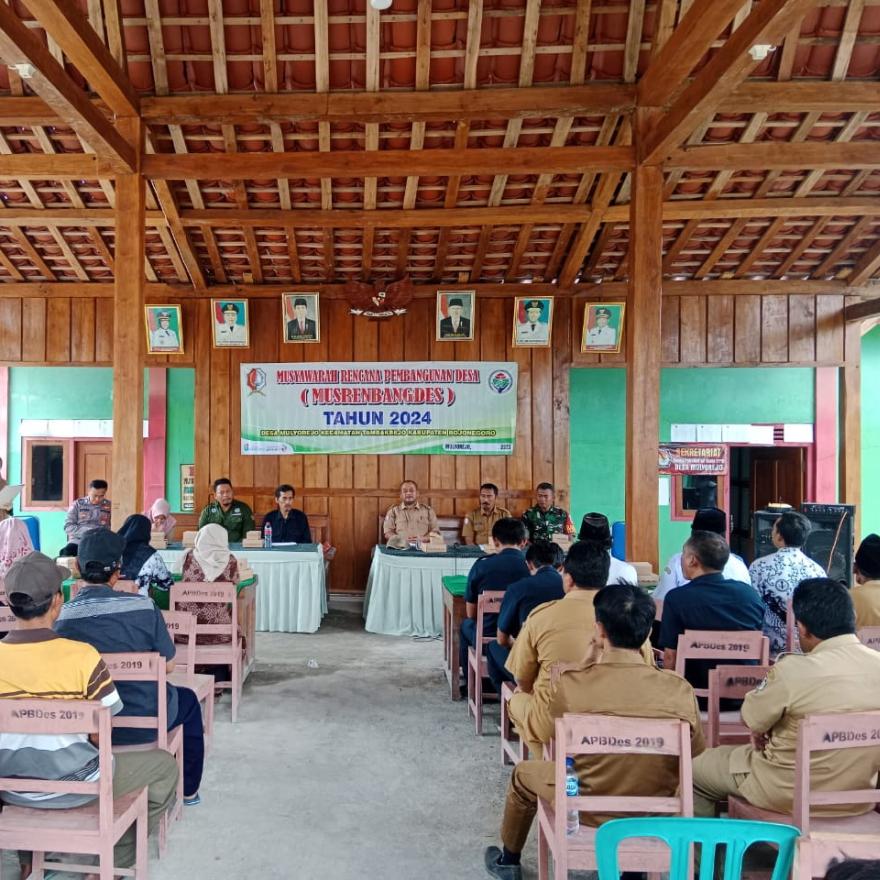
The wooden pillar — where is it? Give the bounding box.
[840,315,862,537]
[111,117,145,528]
[625,110,663,567]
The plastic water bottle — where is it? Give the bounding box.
[263,522,272,549]
[565,757,579,836]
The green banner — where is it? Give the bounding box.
[241,361,518,455]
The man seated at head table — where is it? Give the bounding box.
[520,481,574,544]
[382,480,438,545]
[197,477,255,544]
[461,482,512,546]
[578,511,639,585]
[853,533,880,628]
[484,583,704,880]
[692,577,880,818]
[506,540,655,759]
[262,483,312,544]
[486,540,565,695]
[60,478,112,555]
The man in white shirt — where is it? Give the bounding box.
[586,306,616,347]
[215,302,247,345]
[150,311,179,350]
[654,507,750,601]
[578,512,638,585]
[516,300,549,344]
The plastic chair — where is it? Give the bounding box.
[536,713,694,879]
[729,710,880,878]
[101,652,183,854]
[706,665,772,747]
[0,699,149,880]
[785,598,802,654]
[171,581,246,722]
[595,816,799,880]
[466,590,505,736]
[857,626,880,651]
[163,609,215,753]
[500,680,529,766]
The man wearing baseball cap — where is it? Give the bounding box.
[55,528,205,806]
[0,550,177,873]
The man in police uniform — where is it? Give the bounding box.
[515,300,549,344]
[382,480,438,543]
[62,479,112,553]
[150,311,179,350]
[197,477,255,543]
[586,306,617,348]
[461,482,511,545]
[692,577,880,818]
[520,482,574,543]
[506,540,653,758]
[215,302,247,346]
[484,584,704,879]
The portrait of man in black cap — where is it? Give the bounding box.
[513,295,553,347]
[582,301,624,353]
[145,305,183,353]
[437,291,474,340]
[212,298,249,347]
[284,292,320,342]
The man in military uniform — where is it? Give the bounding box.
[62,479,112,553]
[515,299,549,344]
[197,477,255,543]
[520,482,574,543]
[484,584,704,880]
[692,577,880,818]
[150,311,179,350]
[382,480,438,543]
[461,482,511,545]
[506,540,653,758]
[586,305,617,348]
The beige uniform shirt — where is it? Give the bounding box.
[505,590,654,745]
[852,580,880,629]
[461,506,512,545]
[383,502,439,542]
[732,633,880,815]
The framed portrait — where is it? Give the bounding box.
[211,298,250,348]
[144,304,184,354]
[512,295,554,348]
[282,292,320,344]
[436,290,475,341]
[581,301,625,354]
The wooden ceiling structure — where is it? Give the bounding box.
[0,0,877,559]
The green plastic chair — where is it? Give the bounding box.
[595,816,799,880]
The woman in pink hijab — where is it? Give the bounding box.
[145,498,177,538]
[0,518,34,597]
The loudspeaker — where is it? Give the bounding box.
[800,503,856,586]
[752,510,781,562]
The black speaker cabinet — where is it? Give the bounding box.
[752,510,781,562]
[800,503,856,586]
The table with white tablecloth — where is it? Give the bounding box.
[363,545,483,637]
[159,543,327,633]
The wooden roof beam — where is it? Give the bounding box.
[844,295,880,322]
[667,141,880,171]
[848,240,880,287]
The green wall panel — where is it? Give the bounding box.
[862,326,880,538]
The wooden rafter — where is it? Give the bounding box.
[814,216,873,278]
[733,217,786,278]
[845,296,880,322]
[667,141,880,171]
[848,239,880,288]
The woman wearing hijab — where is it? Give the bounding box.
[0,518,33,596]
[117,513,174,598]
[145,498,177,538]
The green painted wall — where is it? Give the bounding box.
[165,369,195,512]
[862,326,880,537]
[569,366,816,564]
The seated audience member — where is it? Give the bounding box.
[486,541,564,694]
[578,512,638,584]
[692,578,880,818]
[61,478,111,554]
[118,513,174,598]
[459,518,529,693]
[520,482,574,543]
[749,510,825,655]
[262,484,311,544]
[852,534,880,628]
[146,497,176,538]
[658,531,764,692]
[654,507,750,601]
[197,477,255,544]
[484,584,704,880]
[0,516,33,591]
[0,551,177,874]
[506,540,653,758]
[383,480,438,543]
[462,483,512,546]
[825,861,880,880]
[55,529,205,805]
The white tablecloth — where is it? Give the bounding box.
[159,546,327,633]
[363,547,479,637]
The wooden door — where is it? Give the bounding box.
[75,440,112,497]
[750,447,805,511]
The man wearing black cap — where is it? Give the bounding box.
[852,533,880,628]
[586,306,616,347]
[654,507,750,601]
[216,301,247,345]
[579,511,638,585]
[55,529,205,806]
[0,551,177,872]
[516,299,549,344]
[286,296,317,340]
[439,296,471,338]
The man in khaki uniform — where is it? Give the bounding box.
[382,480,438,543]
[693,577,880,818]
[461,482,511,545]
[506,540,653,758]
[853,534,880,628]
[484,584,704,880]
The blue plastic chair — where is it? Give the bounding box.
[595,817,799,880]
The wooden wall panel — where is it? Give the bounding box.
[734,295,762,364]
[661,296,680,363]
[788,295,816,363]
[679,296,707,363]
[22,298,46,362]
[761,295,789,363]
[0,298,21,361]
[706,296,734,364]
